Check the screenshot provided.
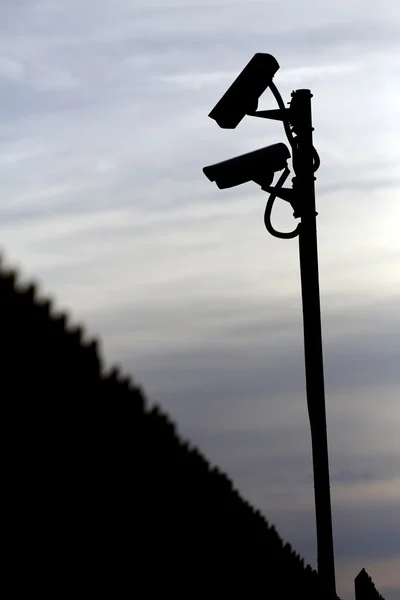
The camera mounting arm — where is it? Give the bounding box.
[248,81,296,149]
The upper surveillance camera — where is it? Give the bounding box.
[208,53,280,129]
[203,142,290,189]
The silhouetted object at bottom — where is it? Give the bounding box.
[1,256,349,598]
[355,569,386,600]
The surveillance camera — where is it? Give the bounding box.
[203,142,290,189]
[208,53,280,129]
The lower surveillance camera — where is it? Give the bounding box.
[203,143,290,189]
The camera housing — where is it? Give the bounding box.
[208,53,280,129]
[203,142,290,189]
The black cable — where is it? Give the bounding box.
[313,147,320,172]
[264,167,301,239]
[269,82,296,149]
[256,83,319,239]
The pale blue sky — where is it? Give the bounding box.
[0,2,399,598]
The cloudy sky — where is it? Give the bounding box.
[1,1,399,597]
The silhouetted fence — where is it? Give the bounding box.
[355,568,386,600]
[2,256,341,598]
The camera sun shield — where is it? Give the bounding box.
[208,53,280,129]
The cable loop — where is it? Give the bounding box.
[264,167,301,239]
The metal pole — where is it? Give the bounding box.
[291,89,336,597]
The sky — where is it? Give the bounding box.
[1,1,399,597]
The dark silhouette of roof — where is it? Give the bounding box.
[1,256,344,598]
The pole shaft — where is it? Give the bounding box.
[292,89,336,597]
